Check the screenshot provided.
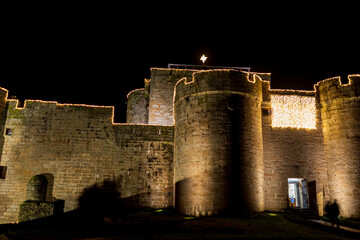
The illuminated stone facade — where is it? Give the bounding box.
[174,71,264,216]
[0,68,359,223]
[315,76,360,218]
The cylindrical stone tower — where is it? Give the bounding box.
[126,79,150,124]
[316,75,360,218]
[174,70,265,217]
[126,88,149,124]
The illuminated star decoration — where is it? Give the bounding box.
[200,54,207,65]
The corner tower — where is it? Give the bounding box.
[0,87,8,123]
[0,87,8,155]
[173,70,265,216]
[316,74,360,218]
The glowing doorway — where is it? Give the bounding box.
[288,178,309,209]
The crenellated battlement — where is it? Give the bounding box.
[6,99,114,121]
[315,74,360,103]
[1,67,359,223]
[173,69,266,216]
[0,87,8,109]
[174,70,263,103]
[349,74,360,87]
[0,87,8,100]
[315,74,360,218]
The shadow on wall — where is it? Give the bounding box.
[16,180,148,226]
[77,180,146,223]
[42,173,56,202]
[175,174,254,217]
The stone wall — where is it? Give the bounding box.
[148,68,196,125]
[262,89,328,212]
[1,69,359,223]
[262,125,328,211]
[0,99,174,223]
[316,75,360,218]
[174,70,265,216]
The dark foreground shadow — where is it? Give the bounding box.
[77,179,148,224]
[5,212,360,240]
[13,180,145,227]
[78,180,123,221]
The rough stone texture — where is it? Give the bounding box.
[18,200,64,222]
[262,89,329,212]
[174,70,264,216]
[126,79,150,124]
[148,68,196,125]
[0,100,174,223]
[0,69,359,223]
[316,75,360,218]
[26,175,48,201]
[262,122,328,211]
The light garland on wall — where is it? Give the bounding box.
[127,88,145,99]
[5,98,171,127]
[271,94,316,129]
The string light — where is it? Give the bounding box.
[271,94,316,129]
[4,73,357,130]
[5,98,171,127]
[127,88,145,99]
[315,74,360,87]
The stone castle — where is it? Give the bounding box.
[0,67,359,223]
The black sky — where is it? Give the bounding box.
[2,3,359,122]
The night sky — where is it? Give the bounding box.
[2,4,359,122]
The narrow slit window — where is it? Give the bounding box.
[5,128,12,136]
[0,166,7,179]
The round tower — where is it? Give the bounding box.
[126,88,149,124]
[0,87,8,129]
[126,79,150,124]
[316,74,360,219]
[173,70,264,217]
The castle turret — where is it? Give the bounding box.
[316,74,360,218]
[0,87,8,123]
[148,69,196,125]
[126,79,151,124]
[173,70,265,216]
[0,87,8,157]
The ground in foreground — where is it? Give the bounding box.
[2,210,358,239]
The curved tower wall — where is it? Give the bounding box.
[174,70,264,216]
[126,79,150,124]
[316,75,360,218]
[0,87,7,123]
[126,88,149,124]
[0,88,8,160]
